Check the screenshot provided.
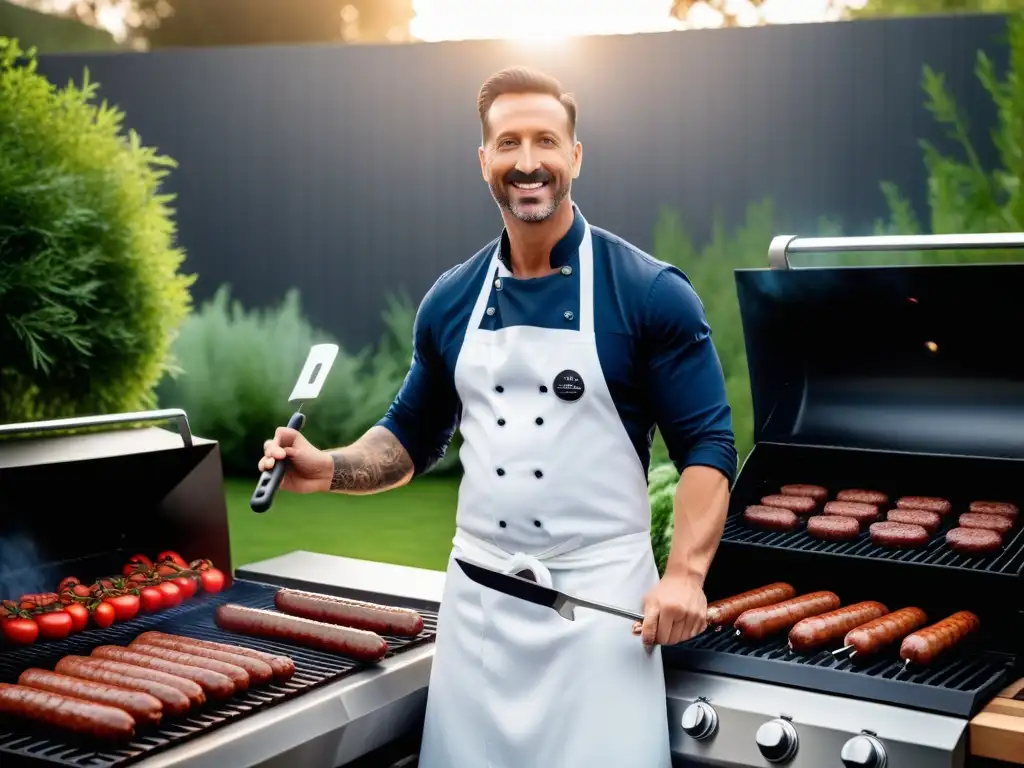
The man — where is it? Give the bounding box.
[259,66,736,768]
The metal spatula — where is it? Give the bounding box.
[455,557,644,622]
[250,343,340,513]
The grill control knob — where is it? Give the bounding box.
[841,735,887,768]
[680,701,718,741]
[755,719,798,763]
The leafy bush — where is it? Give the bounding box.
[157,285,461,477]
[0,38,193,423]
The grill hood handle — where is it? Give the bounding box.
[0,408,193,447]
[768,232,1024,270]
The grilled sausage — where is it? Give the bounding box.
[958,512,1013,535]
[788,601,889,652]
[130,635,274,685]
[735,591,841,641]
[900,611,980,666]
[843,607,929,657]
[134,632,295,682]
[0,682,136,741]
[807,515,860,541]
[18,668,162,727]
[824,501,879,526]
[706,583,797,628]
[215,604,389,662]
[760,495,817,514]
[969,501,1019,521]
[54,656,192,716]
[869,521,929,548]
[780,484,828,502]
[274,589,425,637]
[91,646,235,700]
[886,508,941,534]
[896,496,952,516]
[946,527,1002,555]
[837,489,889,506]
[125,644,250,691]
[743,506,799,532]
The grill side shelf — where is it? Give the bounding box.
[0,581,437,768]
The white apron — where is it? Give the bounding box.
[418,217,671,768]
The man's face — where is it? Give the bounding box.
[478,93,582,223]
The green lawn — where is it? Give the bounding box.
[223,475,461,574]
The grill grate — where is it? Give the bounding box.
[0,581,437,767]
[664,623,1012,718]
[720,512,1024,575]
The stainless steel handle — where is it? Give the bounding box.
[572,595,645,622]
[0,408,193,447]
[768,232,1024,269]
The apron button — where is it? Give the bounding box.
[499,520,507,528]
[534,520,542,527]
[563,311,574,321]
[494,278,502,290]
[535,417,544,425]
[497,418,506,426]
[539,385,548,393]
[497,468,506,476]
[534,470,543,479]
[495,385,504,393]
[486,306,496,316]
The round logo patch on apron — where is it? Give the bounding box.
[553,369,585,402]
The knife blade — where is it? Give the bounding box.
[455,557,644,623]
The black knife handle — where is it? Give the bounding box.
[250,411,306,513]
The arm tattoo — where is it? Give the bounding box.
[328,427,414,494]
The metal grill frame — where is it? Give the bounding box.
[0,581,437,767]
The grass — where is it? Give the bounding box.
[223,475,461,574]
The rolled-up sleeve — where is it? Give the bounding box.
[643,267,737,484]
[376,279,461,476]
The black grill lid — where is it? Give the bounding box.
[736,233,1024,459]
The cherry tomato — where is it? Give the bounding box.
[35,610,73,640]
[2,618,38,645]
[200,568,226,594]
[92,602,116,629]
[57,576,80,592]
[138,586,164,614]
[157,551,187,568]
[122,554,153,577]
[171,576,198,600]
[72,584,91,599]
[156,581,182,608]
[64,603,89,632]
[156,562,180,578]
[104,595,140,622]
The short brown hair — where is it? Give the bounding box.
[477,66,578,140]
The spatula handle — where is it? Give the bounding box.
[250,411,306,513]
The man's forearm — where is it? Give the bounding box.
[664,465,730,584]
[326,426,415,495]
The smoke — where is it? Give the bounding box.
[0,530,47,601]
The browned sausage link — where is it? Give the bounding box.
[18,668,163,727]
[886,508,941,534]
[215,604,390,662]
[135,631,295,682]
[958,513,1013,535]
[91,646,234,700]
[55,656,193,715]
[125,644,250,690]
[743,506,798,532]
[807,515,860,541]
[897,496,952,515]
[844,607,929,656]
[780,484,828,501]
[837,489,889,505]
[823,501,879,525]
[274,589,425,637]
[706,583,797,627]
[969,500,1019,520]
[899,611,980,666]
[788,601,889,652]
[760,495,817,514]
[735,592,841,641]
[946,527,1002,554]
[0,682,136,741]
[130,635,274,685]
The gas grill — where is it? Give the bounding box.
[664,232,1024,767]
[0,411,440,767]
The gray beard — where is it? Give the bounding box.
[490,180,570,222]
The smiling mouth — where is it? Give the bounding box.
[511,181,547,192]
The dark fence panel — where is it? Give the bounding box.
[35,13,1009,349]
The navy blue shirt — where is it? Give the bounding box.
[377,205,737,485]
